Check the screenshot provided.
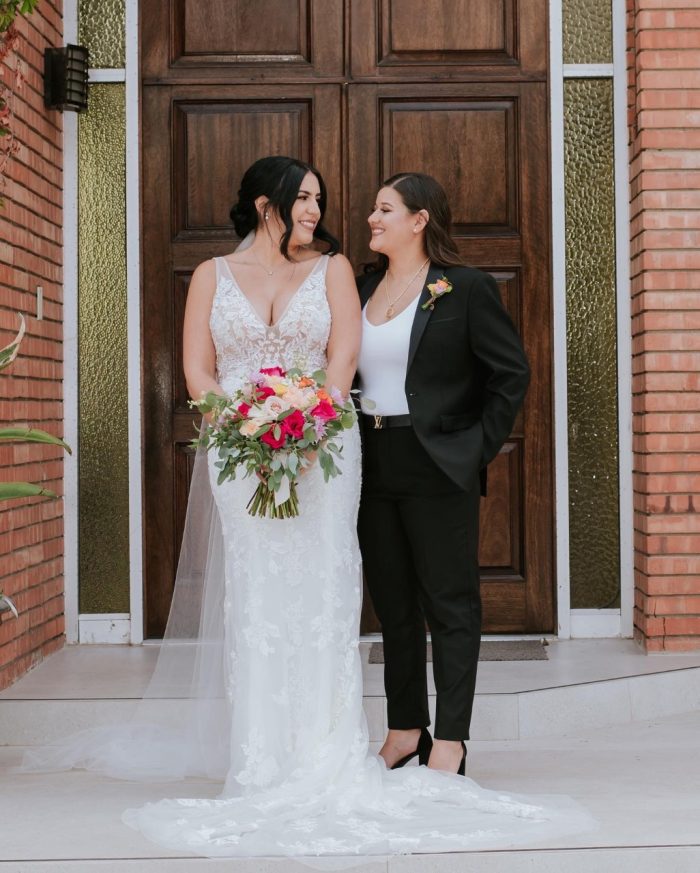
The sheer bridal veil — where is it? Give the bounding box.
[19,238,261,782]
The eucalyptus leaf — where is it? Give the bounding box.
[311,369,326,385]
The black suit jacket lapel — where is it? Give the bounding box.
[358,271,384,309]
[407,262,442,372]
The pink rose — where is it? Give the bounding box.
[282,409,305,439]
[261,427,286,449]
[311,401,337,421]
[238,402,251,416]
[255,384,275,401]
[260,366,286,377]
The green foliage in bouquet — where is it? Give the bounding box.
[0,313,72,502]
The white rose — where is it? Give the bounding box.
[261,395,291,418]
[240,419,260,437]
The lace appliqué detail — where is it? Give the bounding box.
[209,256,332,396]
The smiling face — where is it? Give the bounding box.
[367,185,421,257]
[286,171,322,247]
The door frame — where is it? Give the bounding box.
[62,0,633,643]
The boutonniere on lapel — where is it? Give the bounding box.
[422,276,453,311]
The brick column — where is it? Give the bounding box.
[0,2,65,689]
[629,0,700,651]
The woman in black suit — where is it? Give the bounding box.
[356,173,530,775]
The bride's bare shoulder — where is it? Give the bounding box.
[187,258,217,302]
[325,252,354,280]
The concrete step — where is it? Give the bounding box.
[2,640,700,746]
[2,847,700,872]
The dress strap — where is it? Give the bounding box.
[215,256,235,284]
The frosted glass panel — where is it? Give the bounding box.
[78,84,129,612]
[79,0,125,68]
[563,0,612,64]
[564,78,619,609]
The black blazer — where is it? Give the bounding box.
[357,262,530,495]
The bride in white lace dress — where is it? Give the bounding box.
[23,156,591,859]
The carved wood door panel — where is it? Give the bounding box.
[141,0,553,637]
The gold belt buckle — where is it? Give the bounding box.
[373,415,383,430]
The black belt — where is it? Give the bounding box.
[361,412,412,430]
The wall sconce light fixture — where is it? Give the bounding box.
[44,44,89,112]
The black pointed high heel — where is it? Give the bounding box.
[390,727,433,769]
[457,741,467,776]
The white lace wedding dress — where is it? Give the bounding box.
[118,254,592,858]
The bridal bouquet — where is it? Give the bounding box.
[192,367,356,519]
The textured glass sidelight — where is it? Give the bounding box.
[563,0,612,64]
[78,84,129,613]
[79,0,125,68]
[564,78,620,609]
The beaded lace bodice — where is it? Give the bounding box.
[209,255,331,393]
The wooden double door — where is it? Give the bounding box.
[141,0,554,638]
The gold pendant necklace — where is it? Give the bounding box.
[384,258,430,319]
[251,249,281,277]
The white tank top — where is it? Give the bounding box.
[357,297,420,416]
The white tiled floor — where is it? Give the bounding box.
[2,711,700,870]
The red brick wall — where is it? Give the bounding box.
[629,0,700,651]
[0,2,64,689]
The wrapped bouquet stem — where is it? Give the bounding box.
[192,367,356,519]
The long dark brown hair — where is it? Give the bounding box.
[230,156,340,260]
[365,172,464,273]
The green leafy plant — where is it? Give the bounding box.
[0,313,71,501]
[0,1,39,32]
[0,591,18,620]
[1,1,39,206]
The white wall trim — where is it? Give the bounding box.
[549,0,571,639]
[78,614,131,644]
[62,0,79,644]
[87,69,126,83]
[570,610,622,639]
[550,3,632,640]
[563,63,614,78]
[613,0,634,639]
[125,0,143,645]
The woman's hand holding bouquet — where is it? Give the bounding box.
[191,367,356,519]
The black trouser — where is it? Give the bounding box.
[358,425,481,741]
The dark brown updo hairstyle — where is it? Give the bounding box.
[366,171,464,272]
[230,155,340,260]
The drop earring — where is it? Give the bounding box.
[264,212,269,221]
